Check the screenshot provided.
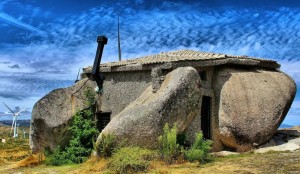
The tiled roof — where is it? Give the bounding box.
[100,50,276,67]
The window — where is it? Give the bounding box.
[96,112,111,132]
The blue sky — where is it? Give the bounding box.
[0,0,299,126]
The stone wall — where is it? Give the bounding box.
[101,71,152,117]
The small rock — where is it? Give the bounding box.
[213,151,239,157]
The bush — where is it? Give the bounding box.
[107,146,157,174]
[96,134,116,158]
[158,123,181,164]
[45,146,70,166]
[46,87,99,165]
[158,123,213,164]
[184,132,213,163]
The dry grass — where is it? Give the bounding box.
[148,150,300,174]
[1,123,299,174]
[0,126,30,162]
[148,159,256,174]
[71,156,108,174]
[16,153,45,167]
[1,150,299,174]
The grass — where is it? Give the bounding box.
[107,146,158,174]
[148,150,300,174]
[2,149,298,174]
[1,124,300,174]
[0,125,30,167]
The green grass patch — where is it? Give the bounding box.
[107,146,158,174]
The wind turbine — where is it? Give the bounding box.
[2,102,25,138]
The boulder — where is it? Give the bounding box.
[29,79,96,153]
[213,67,296,151]
[96,67,201,150]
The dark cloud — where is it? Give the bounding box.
[0,75,73,100]
[0,91,26,100]
[0,61,10,64]
[8,64,19,68]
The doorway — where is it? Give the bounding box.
[96,112,111,132]
[201,96,211,140]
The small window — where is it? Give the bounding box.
[96,112,111,132]
[199,70,207,80]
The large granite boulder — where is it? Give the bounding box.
[213,67,296,151]
[96,67,202,150]
[29,79,96,153]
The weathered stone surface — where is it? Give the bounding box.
[29,79,96,153]
[101,71,151,117]
[213,67,296,151]
[97,67,201,149]
[255,137,300,153]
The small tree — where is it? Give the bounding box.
[158,123,213,164]
[158,123,180,164]
[184,132,213,163]
[96,134,116,158]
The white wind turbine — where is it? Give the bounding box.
[2,102,25,138]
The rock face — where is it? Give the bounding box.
[97,67,202,149]
[213,67,296,151]
[29,79,96,153]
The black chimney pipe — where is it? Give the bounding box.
[90,36,108,91]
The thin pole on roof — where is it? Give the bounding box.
[118,14,122,62]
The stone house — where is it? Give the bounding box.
[30,49,296,152]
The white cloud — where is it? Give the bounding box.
[280,61,300,83]
[1,1,300,124]
[0,12,46,35]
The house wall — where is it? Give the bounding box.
[101,71,152,117]
[184,67,218,147]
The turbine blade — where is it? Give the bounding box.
[2,102,16,115]
[16,108,26,115]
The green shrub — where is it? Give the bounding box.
[96,134,116,158]
[107,146,157,174]
[184,132,213,163]
[158,123,181,164]
[45,146,70,166]
[46,87,99,165]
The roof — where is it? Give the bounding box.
[83,50,280,73]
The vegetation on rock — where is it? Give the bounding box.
[46,88,98,165]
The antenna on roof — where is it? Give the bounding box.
[118,14,122,61]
